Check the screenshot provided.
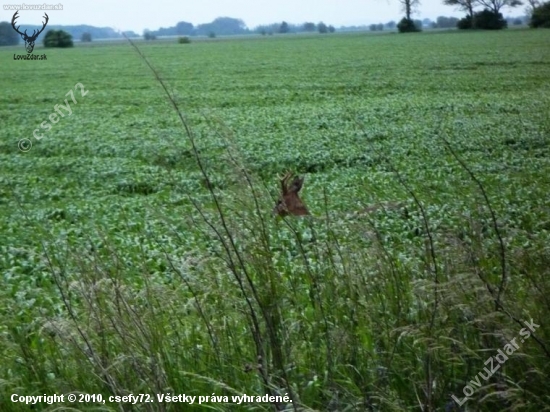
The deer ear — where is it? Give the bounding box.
[273,171,310,217]
[288,176,304,193]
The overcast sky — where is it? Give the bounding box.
[1,0,522,33]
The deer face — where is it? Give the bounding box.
[273,171,310,217]
[11,11,49,54]
[23,37,37,54]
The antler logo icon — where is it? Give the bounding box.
[11,11,49,54]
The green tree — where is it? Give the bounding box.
[436,15,460,27]
[457,14,474,27]
[196,17,247,36]
[303,22,316,31]
[443,0,477,20]
[0,21,20,46]
[175,21,194,35]
[255,23,278,34]
[143,31,156,40]
[398,0,421,20]
[526,0,541,15]
[318,22,328,33]
[43,30,73,48]
[530,0,550,26]
[81,32,92,42]
[473,8,508,28]
[279,21,289,33]
[477,0,522,14]
[397,17,422,31]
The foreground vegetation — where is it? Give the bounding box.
[1,29,549,411]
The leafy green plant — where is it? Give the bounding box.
[397,17,421,32]
[43,29,73,48]
[530,1,550,28]
[1,29,549,412]
[457,14,474,29]
[473,9,508,29]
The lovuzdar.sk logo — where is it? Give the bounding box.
[12,11,48,60]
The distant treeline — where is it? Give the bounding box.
[151,17,244,36]
[148,17,337,37]
[0,22,138,43]
[0,13,531,45]
[145,14,530,38]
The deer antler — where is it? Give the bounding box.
[11,11,49,40]
[33,13,49,39]
[278,171,293,195]
[11,11,25,37]
[273,171,310,217]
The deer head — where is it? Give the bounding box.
[12,11,49,54]
[273,171,310,217]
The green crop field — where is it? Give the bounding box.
[1,29,549,411]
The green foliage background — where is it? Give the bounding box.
[0,29,549,411]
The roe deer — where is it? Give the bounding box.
[273,171,310,217]
[272,170,409,222]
